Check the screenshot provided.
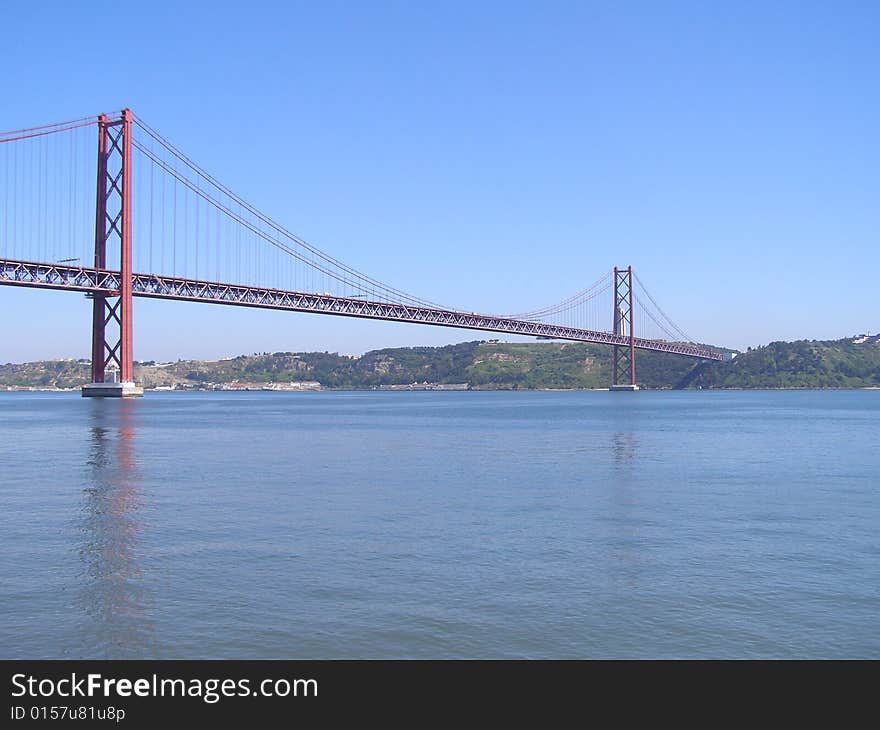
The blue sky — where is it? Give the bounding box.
[1,1,877,361]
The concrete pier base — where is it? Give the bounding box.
[610,383,640,392]
[81,382,144,398]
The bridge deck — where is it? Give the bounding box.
[0,258,722,361]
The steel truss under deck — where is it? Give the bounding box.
[0,258,722,361]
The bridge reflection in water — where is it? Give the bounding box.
[78,399,155,657]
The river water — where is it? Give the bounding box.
[1,390,877,658]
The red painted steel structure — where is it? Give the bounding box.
[90,110,134,384]
[612,266,637,386]
[0,109,726,388]
[90,114,108,383]
[0,257,724,362]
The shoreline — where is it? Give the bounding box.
[3,385,879,394]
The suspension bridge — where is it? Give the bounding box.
[0,110,722,396]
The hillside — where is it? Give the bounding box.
[1,334,878,390]
[692,334,880,389]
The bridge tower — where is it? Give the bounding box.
[82,110,143,398]
[611,266,639,391]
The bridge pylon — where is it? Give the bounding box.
[611,265,639,391]
[82,110,142,398]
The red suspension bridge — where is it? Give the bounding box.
[0,110,722,396]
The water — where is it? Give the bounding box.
[1,389,877,659]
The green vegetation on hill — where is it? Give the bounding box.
[693,336,880,389]
[1,334,878,390]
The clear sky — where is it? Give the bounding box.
[1,1,877,362]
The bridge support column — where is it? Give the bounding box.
[82,110,142,398]
[611,265,639,391]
